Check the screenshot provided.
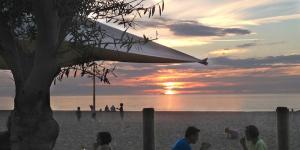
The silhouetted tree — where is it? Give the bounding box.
[0,0,164,149]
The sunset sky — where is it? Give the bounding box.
[0,0,300,96]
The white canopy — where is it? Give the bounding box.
[0,22,207,70]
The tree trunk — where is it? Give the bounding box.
[9,87,59,150]
[7,56,60,150]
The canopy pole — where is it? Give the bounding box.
[92,65,96,112]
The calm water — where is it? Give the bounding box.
[0,94,299,111]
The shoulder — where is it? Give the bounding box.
[100,145,112,150]
[256,139,267,150]
[173,138,191,150]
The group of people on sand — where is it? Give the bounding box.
[91,125,266,150]
[101,103,124,112]
[172,125,267,150]
[75,103,125,121]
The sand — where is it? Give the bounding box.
[0,111,299,150]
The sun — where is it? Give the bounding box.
[164,89,177,95]
[163,82,179,95]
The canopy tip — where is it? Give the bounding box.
[198,58,208,65]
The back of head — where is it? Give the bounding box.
[185,126,200,138]
[225,127,229,133]
[97,132,112,145]
[245,125,259,139]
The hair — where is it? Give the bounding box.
[225,127,229,132]
[185,126,200,138]
[245,125,259,138]
[97,132,112,145]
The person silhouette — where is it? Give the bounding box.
[76,107,82,121]
[104,105,110,112]
[110,105,116,112]
[117,103,124,120]
[240,125,267,150]
[93,132,112,150]
[172,126,211,150]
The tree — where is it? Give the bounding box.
[0,0,164,149]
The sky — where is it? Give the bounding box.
[0,0,300,96]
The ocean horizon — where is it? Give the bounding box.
[1,94,299,111]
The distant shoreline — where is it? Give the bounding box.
[0,109,286,113]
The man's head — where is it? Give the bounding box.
[185,126,200,144]
[245,125,259,141]
[225,127,229,133]
[97,132,112,145]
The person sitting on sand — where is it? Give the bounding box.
[104,105,110,112]
[94,132,112,150]
[240,125,267,150]
[110,105,116,112]
[172,126,211,150]
[225,127,239,139]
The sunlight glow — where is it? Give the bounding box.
[164,89,177,95]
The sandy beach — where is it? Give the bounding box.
[0,111,299,150]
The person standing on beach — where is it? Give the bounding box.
[76,107,82,121]
[172,126,211,150]
[117,103,124,120]
[240,125,267,150]
[94,132,113,150]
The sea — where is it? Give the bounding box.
[0,94,299,111]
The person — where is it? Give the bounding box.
[90,105,95,111]
[94,132,112,150]
[76,107,82,121]
[240,125,267,150]
[117,103,124,120]
[172,126,211,150]
[110,105,116,112]
[92,111,96,119]
[225,127,239,139]
[104,105,110,112]
[117,103,124,112]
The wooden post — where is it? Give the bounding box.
[276,107,289,150]
[143,108,155,150]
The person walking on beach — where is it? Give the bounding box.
[225,127,239,139]
[76,107,82,121]
[172,126,211,150]
[240,125,267,150]
[94,132,112,150]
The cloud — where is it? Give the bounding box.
[167,22,251,37]
[209,48,247,57]
[138,18,251,37]
[211,54,300,67]
[1,55,300,96]
[236,43,257,48]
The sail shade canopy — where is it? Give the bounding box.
[0,22,207,70]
